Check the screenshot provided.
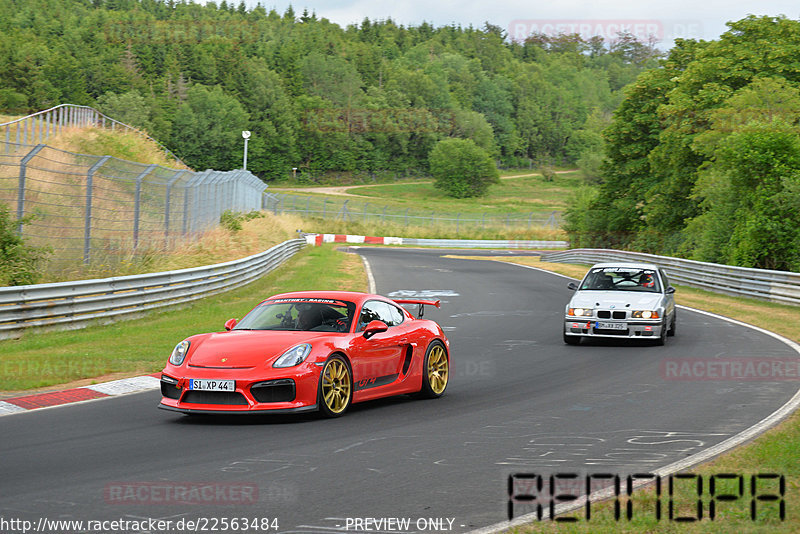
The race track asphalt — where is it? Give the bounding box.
[1,247,797,533]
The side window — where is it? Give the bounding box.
[659,269,671,290]
[357,301,404,330]
[358,301,383,331]
[385,303,405,327]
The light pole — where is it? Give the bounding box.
[242,130,251,170]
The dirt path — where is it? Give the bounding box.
[269,170,578,198]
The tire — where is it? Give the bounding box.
[318,355,352,418]
[563,326,581,345]
[667,312,677,337]
[417,340,449,399]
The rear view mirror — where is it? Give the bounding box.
[567,282,578,291]
[666,287,676,294]
[224,318,238,331]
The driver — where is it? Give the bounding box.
[297,305,323,330]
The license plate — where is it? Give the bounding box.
[189,379,235,391]
[596,322,626,330]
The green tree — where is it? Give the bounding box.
[170,85,250,171]
[684,78,800,270]
[428,138,499,198]
[96,90,153,131]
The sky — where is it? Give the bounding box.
[248,0,800,48]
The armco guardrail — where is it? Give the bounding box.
[0,239,305,340]
[541,249,800,306]
[401,238,567,248]
[305,233,568,249]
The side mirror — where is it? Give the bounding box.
[224,318,238,331]
[567,282,578,291]
[666,287,676,294]
[363,320,389,339]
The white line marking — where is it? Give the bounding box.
[468,260,800,534]
[362,255,376,294]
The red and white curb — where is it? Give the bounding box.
[305,234,402,246]
[0,374,161,416]
[304,234,568,248]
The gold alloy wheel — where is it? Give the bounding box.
[426,345,449,395]
[321,358,351,414]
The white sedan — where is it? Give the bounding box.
[563,262,676,345]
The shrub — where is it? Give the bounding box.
[219,209,264,232]
[429,138,500,198]
[0,204,50,286]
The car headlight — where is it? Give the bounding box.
[273,344,312,368]
[568,308,594,317]
[632,310,660,319]
[169,340,190,366]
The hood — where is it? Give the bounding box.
[568,290,663,310]
[186,330,329,368]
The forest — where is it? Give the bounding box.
[565,15,800,271]
[0,0,658,181]
[4,2,796,271]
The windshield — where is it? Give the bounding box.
[579,267,662,293]
[233,298,356,332]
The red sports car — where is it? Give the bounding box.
[158,291,450,417]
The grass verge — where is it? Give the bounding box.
[273,171,582,219]
[449,255,800,533]
[41,212,304,283]
[0,244,366,392]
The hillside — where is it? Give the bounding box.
[0,0,659,181]
[44,127,192,171]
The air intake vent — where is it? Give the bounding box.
[251,380,295,403]
[183,391,248,405]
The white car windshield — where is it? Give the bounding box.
[579,267,662,293]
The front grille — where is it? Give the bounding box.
[251,380,295,403]
[598,310,626,319]
[182,391,248,405]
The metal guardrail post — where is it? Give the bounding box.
[16,144,46,235]
[84,156,111,264]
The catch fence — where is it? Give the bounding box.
[0,140,266,268]
[264,192,561,232]
[0,104,183,165]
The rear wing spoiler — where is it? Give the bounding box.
[392,299,441,318]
